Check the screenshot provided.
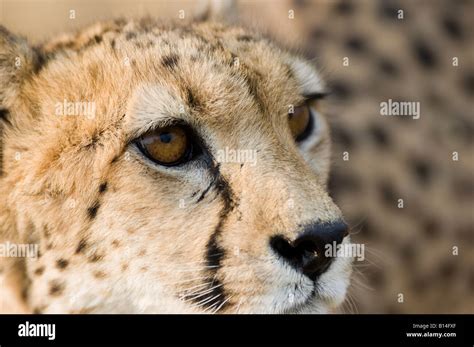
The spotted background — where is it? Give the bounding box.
[249,0,474,314]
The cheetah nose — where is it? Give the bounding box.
[270,220,349,281]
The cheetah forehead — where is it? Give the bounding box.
[35,19,325,117]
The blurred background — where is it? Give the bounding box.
[1,0,473,313]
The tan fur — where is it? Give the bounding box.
[0,18,351,313]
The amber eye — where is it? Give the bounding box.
[137,125,192,166]
[289,102,312,142]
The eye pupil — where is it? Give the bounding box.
[159,132,173,143]
[137,125,193,166]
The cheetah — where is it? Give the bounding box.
[0,17,354,313]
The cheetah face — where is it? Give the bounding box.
[0,20,352,313]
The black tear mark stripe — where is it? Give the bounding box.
[189,163,237,312]
[196,172,218,203]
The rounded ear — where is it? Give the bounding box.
[0,25,42,108]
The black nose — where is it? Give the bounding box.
[270,220,349,280]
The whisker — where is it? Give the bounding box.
[157,265,220,273]
[178,282,212,294]
[179,284,223,301]
[162,276,211,286]
[194,293,223,308]
[346,292,359,314]
[235,298,244,314]
[210,295,233,314]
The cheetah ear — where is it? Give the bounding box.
[0,26,42,109]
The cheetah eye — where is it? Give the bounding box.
[136,125,194,166]
[289,101,313,142]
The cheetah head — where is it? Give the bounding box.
[0,19,352,313]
